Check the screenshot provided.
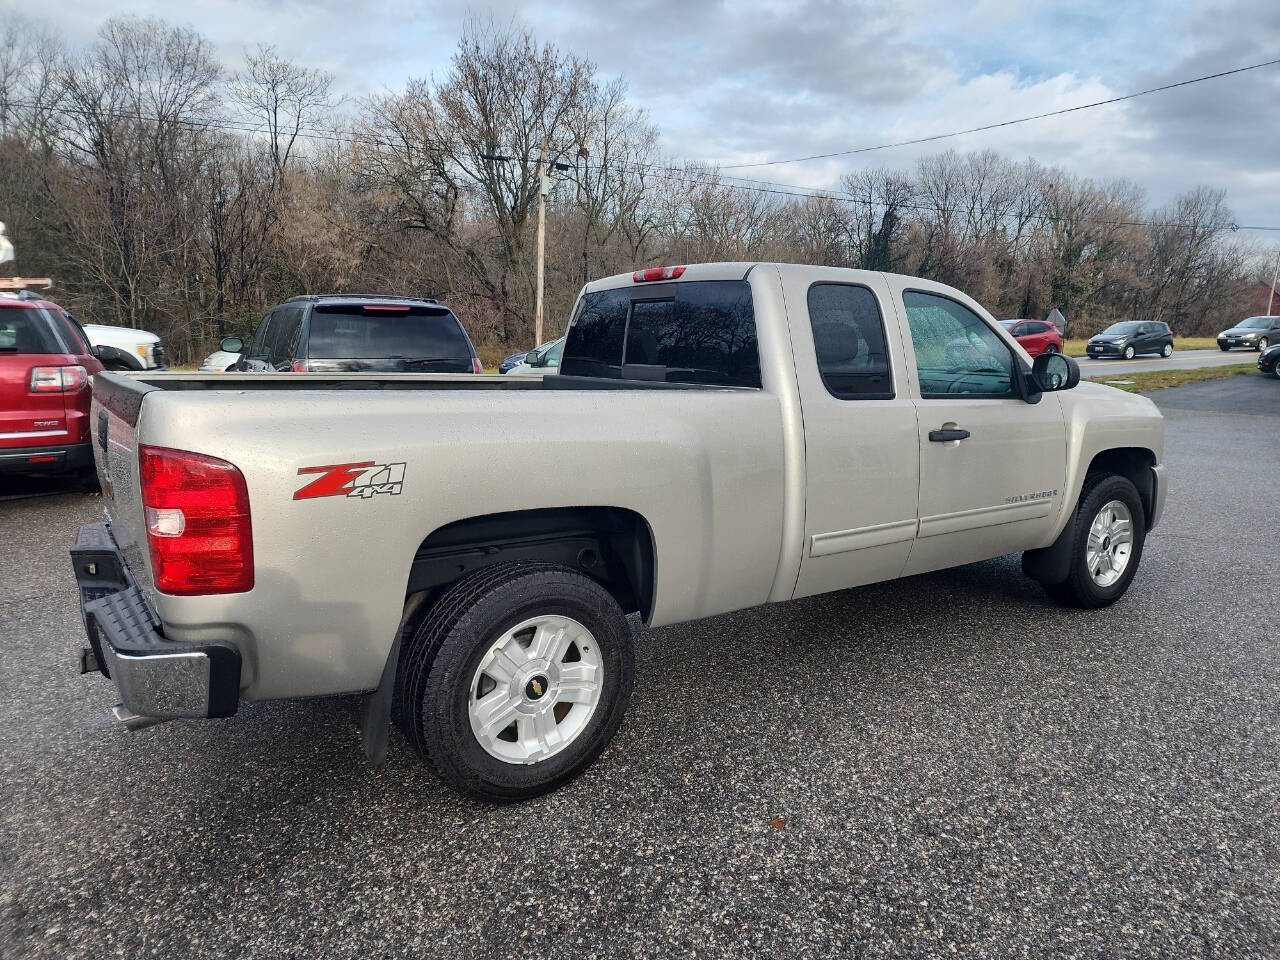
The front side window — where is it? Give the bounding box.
[807,283,892,399]
[267,306,305,367]
[246,310,274,359]
[903,290,1015,398]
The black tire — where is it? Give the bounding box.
[396,561,634,802]
[1041,473,1146,609]
[1219,344,1231,352]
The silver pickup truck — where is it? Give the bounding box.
[72,263,1166,801]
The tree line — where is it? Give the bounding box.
[0,14,1269,363]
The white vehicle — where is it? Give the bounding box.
[198,348,242,373]
[505,336,564,376]
[83,323,167,371]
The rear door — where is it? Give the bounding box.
[0,305,74,450]
[885,281,1068,575]
[784,269,921,597]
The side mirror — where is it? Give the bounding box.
[221,336,244,353]
[528,349,546,368]
[1032,352,1079,393]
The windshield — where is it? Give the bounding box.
[1102,322,1142,335]
[999,320,1018,329]
[306,306,472,360]
[1241,317,1272,329]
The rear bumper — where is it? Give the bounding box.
[72,522,241,719]
[0,441,93,474]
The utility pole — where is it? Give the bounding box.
[480,146,571,347]
[1268,246,1280,317]
[535,133,548,347]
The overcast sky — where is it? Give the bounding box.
[16,0,1280,249]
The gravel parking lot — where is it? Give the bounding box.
[2,375,1278,959]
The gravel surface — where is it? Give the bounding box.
[2,375,1278,959]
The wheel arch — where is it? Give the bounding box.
[1024,445,1157,586]
[1085,446,1157,528]
[404,506,657,624]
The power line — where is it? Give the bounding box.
[719,56,1280,170]
[7,94,1280,232]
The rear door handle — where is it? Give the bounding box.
[928,427,970,442]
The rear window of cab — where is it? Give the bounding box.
[561,280,761,387]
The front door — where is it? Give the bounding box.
[784,269,922,598]
[885,282,1069,576]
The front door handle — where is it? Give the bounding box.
[928,427,970,442]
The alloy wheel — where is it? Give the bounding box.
[467,614,604,765]
[1086,500,1134,588]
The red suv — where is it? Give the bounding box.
[0,293,103,479]
[999,318,1063,358]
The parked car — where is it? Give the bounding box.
[226,294,482,373]
[498,350,531,374]
[198,347,242,373]
[1257,342,1280,378]
[0,292,102,479]
[73,262,1166,802]
[998,319,1062,357]
[505,336,564,376]
[83,323,167,371]
[1217,316,1280,352]
[1086,321,1174,360]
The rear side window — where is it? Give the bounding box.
[306,305,472,360]
[0,307,63,354]
[807,283,893,399]
[561,280,760,387]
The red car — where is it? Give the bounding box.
[1000,318,1063,357]
[0,292,103,480]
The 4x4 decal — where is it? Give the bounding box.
[294,461,406,500]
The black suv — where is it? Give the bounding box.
[1086,321,1174,360]
[224,295,482,374]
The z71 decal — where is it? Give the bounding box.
[294,461,406,500]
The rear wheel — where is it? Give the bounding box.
[396,561,634,802]
[1161,342,1173,357]
[1043,343,1059,354]
[1040,474,1146,609]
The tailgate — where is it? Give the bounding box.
[91,373,157,596]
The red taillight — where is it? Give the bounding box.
[30,365,88,393]
[471,357,484,374]
[138,444,253,595]
[632,265,686,283]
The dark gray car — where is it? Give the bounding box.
[1218,316,1280,352]
[1086,321,1174,360]
[225,295,482,374]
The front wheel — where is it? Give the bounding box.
[397,561,634,802]
[1219,344,1231,352]
[1259,338,1270,352]
[1161,343,1173,358]
[1039,474,1146,609]
[1123,345,1136,360]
